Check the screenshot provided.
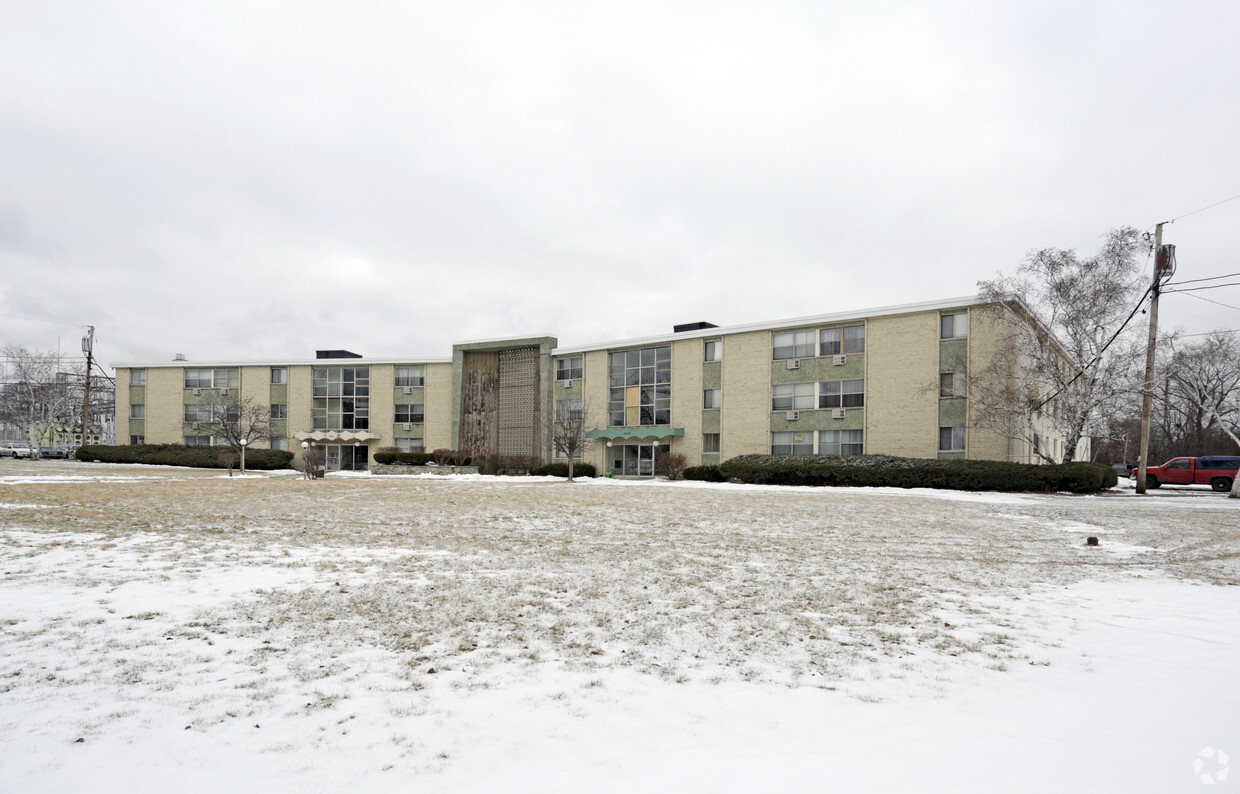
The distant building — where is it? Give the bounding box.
[112,296,1086,475]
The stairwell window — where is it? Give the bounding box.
[703,389,721,409]
[939,426,967,451]
[941,313,969,339]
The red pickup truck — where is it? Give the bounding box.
[1144,456,1239,492]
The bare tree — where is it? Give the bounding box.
[0,346,84,452]
[973,228,1147,463]
[181,392,271,472]
[1157,332,1240,455]
[546,397,595,482]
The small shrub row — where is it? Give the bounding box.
[432,448,472,466]
[683,465,726,482]
[530,462,597,478]
[717,454,1117,493]
[373,451,435,466]
[75,444,295,470]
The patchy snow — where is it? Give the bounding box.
[1,460,1237,792]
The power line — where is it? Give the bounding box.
[1165,271,1240,287]
[0,312,90,329]
[1163,282,1240,294]
[1175,292,1240,313]
[1168,192,1240,223]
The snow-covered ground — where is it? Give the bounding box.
[1,460,1237,793]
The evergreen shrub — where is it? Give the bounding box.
[683,465,726,482]
[717,454,1114,493]
[75,444,294,470]
[530,462,597,478]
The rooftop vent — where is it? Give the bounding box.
[316,350,364,359]
[673,321,718,333]
[173,353,186,361]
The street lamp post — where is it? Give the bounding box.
[301,440,311,480]
[239,438,247,475]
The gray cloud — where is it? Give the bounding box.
[1,0,1237,364]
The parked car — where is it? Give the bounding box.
[1111,462,1136,478]
[1,441,32,458]
[1144,456,1239,492]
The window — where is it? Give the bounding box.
[821,325,865,356]
[1165,458,1191,470]
[395,366,424,387]
[771,431,813,455]
[131,369,146,386]
[396,438,424,452]
[819,429,863,455]
[608,347,671,426]
[184,404,235,424]
[313,367,369,430]
[941,313,969,339]
[939,426,966,451]
[819,379,864,409]
[556,356,582,381]
[270,403,288,419]
[703,388,721,409]
[773,331,815,360]
[395,403,425,423]
[130,434,145,445]
[270,437,288,451]
[131,404,145,419]
[704,341,722,362]
[271,367,288,384]
[184,368,239,390]
[772,382,815,411]
[703,433,720,453]
[555,398,582,422]
[185,436,213,446]
[939,371,966,398]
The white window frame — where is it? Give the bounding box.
[772,382,815,411]
[131,403,145,419]
[270,367,288,384]
[704,341,722,362]
[819,379,864,409]
[131,369,147,386]
[556,356,583,381]
[394,366,424,388]
[702,433,720,453]
[939,426,967,451]
[703,388,721,409]
[772,331,815,360]
[771,431,813,455]
[941,313,969,339]
[819,429,863,455]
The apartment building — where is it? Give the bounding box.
[113,296,1085,475]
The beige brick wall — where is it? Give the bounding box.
[580,350,610,471]
[115,369,131,442]
[720,330,771,458]
[288,366,313,456]
[671,338,704,464]
[369,364,395,452]
[239,366,269,448]
[145,367,185,443]
[866,312,939,458]
[424,362,454,450]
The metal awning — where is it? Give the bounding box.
[293,430,381,443]
[586,426,685,442]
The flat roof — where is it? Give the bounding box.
[113,295,987,368]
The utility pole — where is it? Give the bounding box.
[81,326,94,450]
[1136,225,1174,494]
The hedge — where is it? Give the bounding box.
[75,444,295,470]
[683,465,726,482]
[530,462,597,478]
[717,454,1116,493]
[373,451,435,466]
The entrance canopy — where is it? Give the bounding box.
[293,430,380,443]
[587,426,685,442]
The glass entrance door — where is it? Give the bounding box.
[608,443,666,477]
[324,444,369,471]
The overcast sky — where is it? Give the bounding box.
[2,0,1237,368]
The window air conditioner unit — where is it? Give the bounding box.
[402,423,413,431]
[220,388,229,396]
[833,355,847,366]
[785,410,799,421]
[191,423,200,430]
[403,387,414,394]
[192,388,201,396]
[786,359,800,370]
[565,379,574,388]
[832,409,846,419]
